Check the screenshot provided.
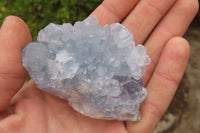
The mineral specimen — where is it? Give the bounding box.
[22,16,151,121]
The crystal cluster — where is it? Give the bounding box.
[22,16,151,121]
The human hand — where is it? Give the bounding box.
[0,0,198,133]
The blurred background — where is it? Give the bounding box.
[0,0,199,132]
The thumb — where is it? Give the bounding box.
[0,16,32,111]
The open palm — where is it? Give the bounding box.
[0,0,198,133]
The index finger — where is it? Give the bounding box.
[90,0,139,25]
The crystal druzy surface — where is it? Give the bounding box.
[22,16,151,121]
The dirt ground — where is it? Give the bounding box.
[154,16,200,133]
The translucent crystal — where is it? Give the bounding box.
[22,16,151,121]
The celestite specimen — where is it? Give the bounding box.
[22,16,151,121]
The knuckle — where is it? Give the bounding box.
[0,61,27,82]
[0,72,26,81]
[142,0,165,15]
[143,99,163,118]
[101,1,122,21]
[155,70,179,87]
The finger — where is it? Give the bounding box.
[125,37,190,133]
[0,16,32,111]
[90,0,140,25]
[142,0,199,85]
[122,0,176,44]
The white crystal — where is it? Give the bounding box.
[56,50,72,63]
[22,16,151,121]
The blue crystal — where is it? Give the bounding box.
[22,16,151,121]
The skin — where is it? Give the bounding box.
[0,0,199,132]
